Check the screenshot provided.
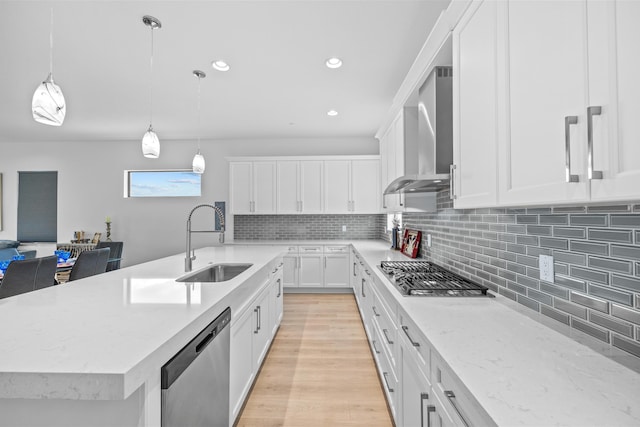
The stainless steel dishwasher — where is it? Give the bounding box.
[161,307,231,427]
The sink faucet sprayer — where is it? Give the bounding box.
[185,204,225,272]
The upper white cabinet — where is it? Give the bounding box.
[451,0,499,208]
[229,161,276,214]
[229,156,380,215]
[497,0,640,206]
[324,159,380,214]
[276,160,323,214]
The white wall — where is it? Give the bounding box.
[0,137,377,266]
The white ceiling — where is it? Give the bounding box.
[0,0,450,143]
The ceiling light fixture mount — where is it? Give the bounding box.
[325,57,343,69]
[141,15,162,159]
[212,60,230,72]
[192,70,206,174]
[32,8,66,126]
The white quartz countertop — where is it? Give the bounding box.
[0,245,285,400]
[351,241,640,427]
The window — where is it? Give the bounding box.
[18,171,58,242]
[386,213,402,231]
[124,170,202,198]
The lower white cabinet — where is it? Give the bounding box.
[400,342,434,427]
[283,245,351,289]
[229,262,283,425]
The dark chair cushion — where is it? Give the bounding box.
[0,240,20,249]
[0,256,58,298]
[68,248,111,282]
[96,241,123,271]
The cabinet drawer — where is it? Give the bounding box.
[285,245,299,253]
[431,351,495,427]
[323,245,348,253]
[399,310,430,372]
[370,299,397,370]
[373,326,398,421]
[299,245,322,253]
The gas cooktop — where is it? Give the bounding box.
[379,260,493,297]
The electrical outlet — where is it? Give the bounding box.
[427,234,432,247]
[539,255,554,283]
[342,225,346,232]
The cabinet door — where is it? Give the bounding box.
[452,0,498,208]
[351,159,380,213]
[324,253,350,288]
[229,162,253,214]
[252,285,271,368]
[589,0,640,201]
[400,345,433,427]
[324,160,351,213]
[498,0,590,206]
[276,161,299,214]
[253,161,277,214]
[298,254,324,287]
[229,306,255,423]
[299,160,324,213]
[283,254,298,288]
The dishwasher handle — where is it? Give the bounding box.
[161,306,231,390]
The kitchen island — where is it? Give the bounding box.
[0,245,285,427]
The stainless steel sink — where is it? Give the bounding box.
[176,263,253,283]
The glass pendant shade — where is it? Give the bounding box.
[32,73,66,126]
[142,125,160,158]
[192,151,205,174]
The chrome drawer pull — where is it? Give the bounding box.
[587,106,603,180]
[444,390,470,427]
[382,372,394,393]
[564,115,579,183]
[372,306,381,317]
[382,328,393,345]
[420,393,435,427]
[402,325,420,347]
[372,339,381,355]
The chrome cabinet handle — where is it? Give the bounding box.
[277,278,281,298]
[372,306,381,317]
[444,390,470,427]
[564,115,579,183]
[420,393,434,427]
[382,194,387,209]
[254,306,260,334]
[587,106,603,180]
[382,372,394,393]
[399,193,404,207]
[361,278,366,298]
[449,164,456,200]
[365,269,371,276]
[372,339,381,354]
[382,328,393,345]
[402,325,420,347]
[353,262,357,277]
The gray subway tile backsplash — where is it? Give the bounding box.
[390,195,640,359]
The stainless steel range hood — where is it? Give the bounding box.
[384,66,453,195]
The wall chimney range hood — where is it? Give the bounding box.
[384,66,453,195]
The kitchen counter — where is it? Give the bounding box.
[351,240,640,426]
[0,244,285,426]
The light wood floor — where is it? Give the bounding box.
[236,294,393,427]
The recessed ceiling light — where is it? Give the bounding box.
[325,57,343,69]
[327,110,338,116]
[212,60,230,72]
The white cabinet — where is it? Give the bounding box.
[276,160,323,214]
[229,263,283,425]
[497,0,640,206]
[323,245,350,288]
[298,245,324,288]
[283,245,351,289]
[451,0,499,208]
[400,343,434,427]
[229,161,276,214]
[325,159,380,214]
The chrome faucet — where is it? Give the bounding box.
[185,204,225,272]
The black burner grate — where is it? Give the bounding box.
[380,261,490,296]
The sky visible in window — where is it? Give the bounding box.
[129,171,201,197]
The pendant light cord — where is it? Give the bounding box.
[197,75,202,151]
[149,25,154,126]
[49,8,54,75]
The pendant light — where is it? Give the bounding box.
[32,9,66,126]
[141,15,161,158]
[192,70,206,174]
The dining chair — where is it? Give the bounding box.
[95,241,123,271]
[68,248,110,282]
[0,256,58,299]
